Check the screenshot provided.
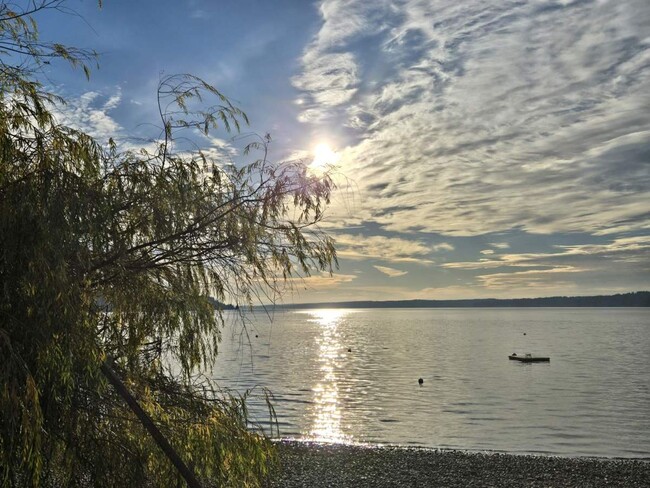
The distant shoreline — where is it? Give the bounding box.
[257,291,649,310]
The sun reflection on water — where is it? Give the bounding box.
[305,309,352,443]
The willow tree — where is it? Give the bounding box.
[0,2,336,487]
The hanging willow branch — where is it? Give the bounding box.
[0,3,337,487]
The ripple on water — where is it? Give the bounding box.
[212,308,650,458]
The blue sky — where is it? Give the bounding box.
[35,0,649,302]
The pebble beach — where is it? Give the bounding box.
[270,441,650,487]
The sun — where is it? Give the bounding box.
[311,142,339,172]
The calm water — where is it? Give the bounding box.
[211,308,650,458]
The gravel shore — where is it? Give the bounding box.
[270,441,650,487]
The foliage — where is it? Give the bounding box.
[0,2,336,486]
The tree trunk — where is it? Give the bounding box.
[100,359,204,488]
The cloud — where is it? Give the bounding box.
[476,266,583,291]
[194,136,239,162]
[293,52,359,108]
[440,235,650,293]
[48,88,246,166]
[445,235,650,270]
[414,285,505,300]
[334,233,434,264]
[373,265,408,277]
[103,91,121,111]
[291,1,393,122]
[489,243,510,250]
[295,271,358,289]
[432,242,454,252]
[51,89,123,142]
[295,0,650,238]
[480,249,495,255]
[314,0,383,48]
[275,272,359,303]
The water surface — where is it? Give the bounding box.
[212,308,650,458]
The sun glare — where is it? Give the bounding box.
[310,143,339,172]
[304,309,353,443]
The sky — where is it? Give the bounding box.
[34,0,650,303]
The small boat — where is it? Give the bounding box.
[509,353,550,362]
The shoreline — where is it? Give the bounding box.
[270,441,650,487]
[274,437,650,461]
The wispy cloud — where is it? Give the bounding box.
[49,89,245,164]
[293,52,359,113]
[441,235,650,294]
[489,243,510,250]
[444,235,650,271]
[432,242,454,252]
[51,89,123,142]
[295,0,650,237]
[278,272,359,303]
[294,271,358,289]
[334,233,434,264]
[195,136,239,163]
[476,266,583,291]
[373,265,408,277]
[291,1,390,122]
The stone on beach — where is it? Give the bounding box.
[270,441,650,487]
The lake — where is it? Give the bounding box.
[211,308,650,458]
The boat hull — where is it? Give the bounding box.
[509,354,550,362]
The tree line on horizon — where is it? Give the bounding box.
[270,291,650,309]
